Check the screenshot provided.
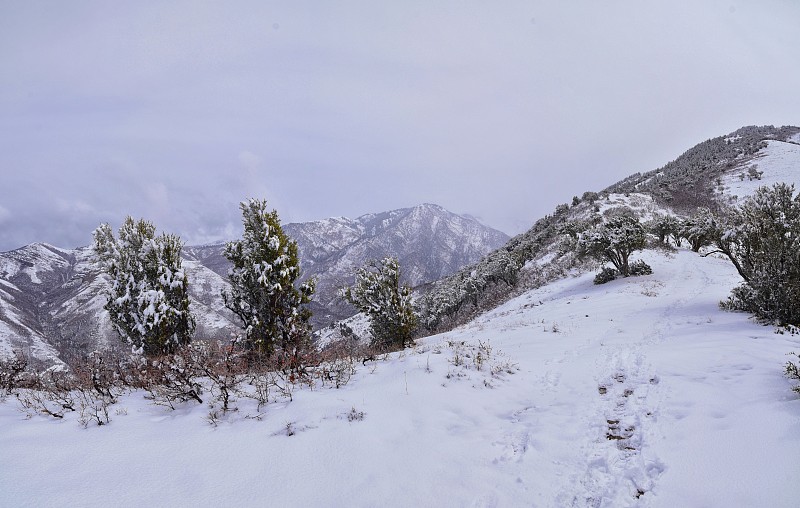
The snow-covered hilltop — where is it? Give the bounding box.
[418,125,800,335]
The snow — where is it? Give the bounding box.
[1,249,798,506]
[21,266,41,283]
[722,140,800,199]
[596,193,663,222]
[0,278,20,292]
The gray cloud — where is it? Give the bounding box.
[1,1,799,250]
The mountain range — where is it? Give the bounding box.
[0,204,508,365]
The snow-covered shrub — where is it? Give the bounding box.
[785,353,800,394]
[342,257,417,350]
[245,367,296,410]
[17,385,76,420]
[346,406,365,422]
[12,351,125,426]
[71,351,120,400]
[223,199,315,365]
[628,260,653,277]
[16,368,79,420]
[648,213,682,246]
[593,267,618,285]
[93,217,195,356]
[713,184,800,325]
[313,339,361,389]
[578,213,647,277]
[441,339,518,386]
[680,207,717,252]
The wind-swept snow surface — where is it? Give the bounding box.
[1,249,798,507]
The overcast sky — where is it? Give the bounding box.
[1,1,799,251]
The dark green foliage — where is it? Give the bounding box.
[628,260,653,276]
[648,214,682,246]
[593,267,618,285]
[581,191,600,204]
[223,199,315,360]
[342,257,417,350]
[713,184,800,325]
[681,207,717,252]
[93,218,194,356]
[578,215,647,277]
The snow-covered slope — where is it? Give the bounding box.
[722,139,800,200]
[1,249,797,506]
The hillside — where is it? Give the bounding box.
[418,125,800,334]
[2,248,797,506]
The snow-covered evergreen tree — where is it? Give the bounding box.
[342,257,417,350]
[222,199,315,359]
[93,217,194,356]
[578,214,648,278]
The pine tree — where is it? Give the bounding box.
[222,199,315,361]
[342,257,417,350]
[93,217,194,356]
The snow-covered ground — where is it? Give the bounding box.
[1,249,798,507]
[722,140,800,199]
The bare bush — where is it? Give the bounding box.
[141,346,204,409]
[195,341,248,413]
[15,352,123,426]
[16,368,78,419]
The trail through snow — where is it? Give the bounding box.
[1,249,798,507]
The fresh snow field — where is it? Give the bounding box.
[1,249,799,507]
[722,139,800,199]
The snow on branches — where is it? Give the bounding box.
[577,213,648,279]
[342,257,417,350]
[222,199,315,362]
[93,217,194,356]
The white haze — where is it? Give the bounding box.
[1,1,799,250]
